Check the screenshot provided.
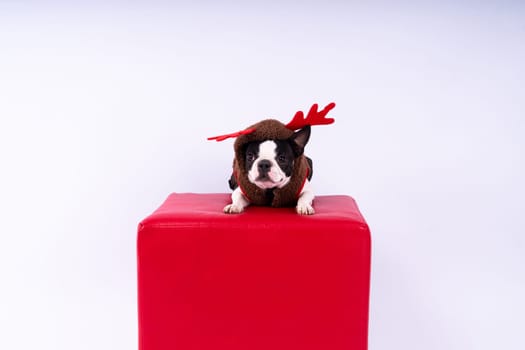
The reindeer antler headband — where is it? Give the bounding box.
[208,102,336,141]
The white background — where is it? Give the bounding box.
[1,1,524,349]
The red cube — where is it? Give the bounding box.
[137,193,371,350]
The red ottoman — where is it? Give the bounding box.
[137,193,371,350]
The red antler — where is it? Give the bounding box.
[285,102,336,130]
[207,128,256,142]
[208,102,335,141]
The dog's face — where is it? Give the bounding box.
[243,126,310,190]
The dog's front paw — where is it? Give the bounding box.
[224,203,244,214]
[296,203,315,215]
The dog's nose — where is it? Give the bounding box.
[258,160,272,173]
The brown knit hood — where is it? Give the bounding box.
[233,119,294,176]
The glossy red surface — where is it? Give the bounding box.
[137,193,371,350]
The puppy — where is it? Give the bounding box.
[224,126,315,215]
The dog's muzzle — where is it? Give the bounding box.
[257,160,272,176]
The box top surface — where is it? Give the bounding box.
[140,193,369,232]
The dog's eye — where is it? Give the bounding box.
[278,155,286,162]
[246,152,255,162]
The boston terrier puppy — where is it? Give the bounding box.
[224,126,315,215]
[208,102,335,215]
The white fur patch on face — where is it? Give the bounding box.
[248,140,291,189]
